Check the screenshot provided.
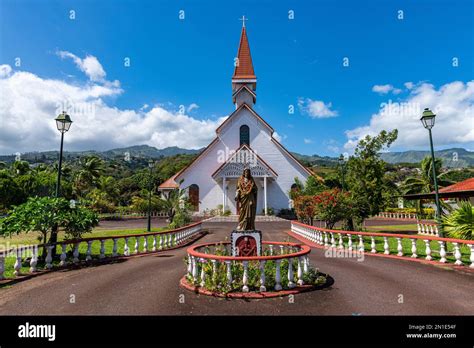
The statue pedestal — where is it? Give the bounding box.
[231,230,262,256]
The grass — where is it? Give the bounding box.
[1,226,171,279]
[364,224,418,232]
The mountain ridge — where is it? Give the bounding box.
[1,145,472,167]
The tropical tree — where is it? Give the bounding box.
[402,156,453,215]
[313,189,351,229]
[0,197,98,258]
[294,195,317,225]
[159,185,190,227]
[441,202,473,240]
[346,129,398,228]
[73,156,105,197]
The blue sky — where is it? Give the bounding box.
[0,0,473,156]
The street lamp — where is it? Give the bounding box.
[51,111,72,250]
[147,160,154,232]
[54,111,73,197]
[420,108,442,235]
[338,154,347,191]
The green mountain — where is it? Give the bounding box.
[0,145,202,164]
[380,148,474,168]
[1,145,471,168]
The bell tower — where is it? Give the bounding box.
[232,18,257,109]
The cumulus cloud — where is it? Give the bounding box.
[303,138,313,144]
[0,63,226,154]
[298,98,338,118]
[372,84,402,95]
[0,64,12,78]
[345,80,474,151]
[57,51,108,83]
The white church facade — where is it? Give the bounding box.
[158,25,311,215]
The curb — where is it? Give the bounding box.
[179,276,318,299]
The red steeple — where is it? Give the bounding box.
[232,26,256,80]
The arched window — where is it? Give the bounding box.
[188,184,199,211]
[240,125,250,146]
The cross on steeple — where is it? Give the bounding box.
[239,15,248,28]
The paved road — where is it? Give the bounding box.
[0,221,472,315]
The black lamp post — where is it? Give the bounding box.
[420,108,442,235]
[147,160,154,232]
[51,111,72,248]
[338,154,347,191]
[54,111,73,197]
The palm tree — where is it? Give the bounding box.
[442,202,473,240]
[73,156,104,197]
[402,156,453,216]
[159,186,188,224]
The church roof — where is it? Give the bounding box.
[232,27,256,80]
[271,137,314,176]
[158,170,182,189]
[212,144,278,178]
[216,103,273,134]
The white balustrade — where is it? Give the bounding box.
[226,260,232,284]
[60,244,68,265]
[347,234,353,251]
[383,237,389,255]
[469,244,474,269]
[124,237,130,256]
[287,258,295,288]
[14,248,22,276]
[330,233,336,248]
[453,243,463,265]
[45,246,53,269]
[29,247,38,273]
[242,261,249,292]
[134,237,139,254]
[424,240,432,261]
[112,239,118,257]
[200,260,206,287]
[275,260,282,291]
[259,260,266,292]
[338,233,344,249]
[85,241,92,261]
[99,240,106,259]
[370,236,376,253]
[297,257,304,286]
[396,238,403,257]
[439,241,446,263]
[73,243,80,263]
[410,239,417,258]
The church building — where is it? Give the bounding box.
[158,24,311,215]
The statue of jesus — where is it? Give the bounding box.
[235,168,258,230]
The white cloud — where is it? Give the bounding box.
[0,64,12,78]
[298,98,338,118]
[0,64,225,154]
[404,82,414,90]
[187,103,199,113]
[303,138,313,144]
[345,80,474,151]
[57,51,108,83]
[372,84,402,95]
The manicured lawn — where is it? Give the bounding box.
[1,226,171,279]
[365,224,418,232]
